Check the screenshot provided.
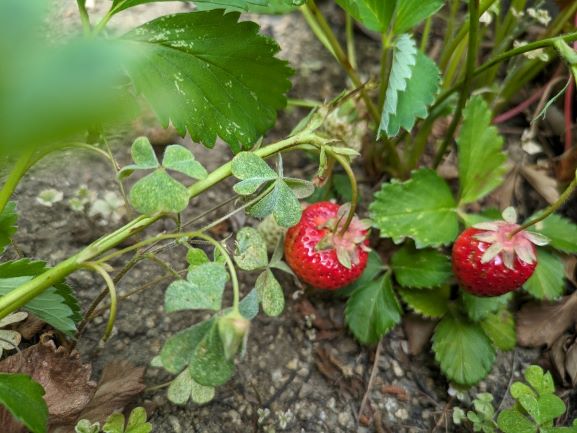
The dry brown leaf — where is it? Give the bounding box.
[520,165,560,205]
[75,360,145,425]
[556,147,577,184]
[517,293,577,348]
[16,314,47,340]
[0,338,96,432]
[550,332,577,388]
[402,314,436,356]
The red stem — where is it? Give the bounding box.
[493,87,545,124]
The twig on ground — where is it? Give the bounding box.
[357,339,382,424]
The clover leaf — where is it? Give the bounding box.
[232,152,314,227]
[121,137,208,215]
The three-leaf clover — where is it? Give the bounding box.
[232,152,314,227]
[120,137,208,215]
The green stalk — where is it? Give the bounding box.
[345,13,358,71]
[420,16,433,52]
[511,172,577,236]
[329,152,358,235]
[0,149,35,216]
[0,132,325,319]
[440,0,499,70]
[434,0,480,168]
[432,31,577,114]
[82,262,117,341]
[300,5,337,59]
[76,0,92,36]
[301,0,381,124]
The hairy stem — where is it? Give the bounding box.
[329,152,358,235]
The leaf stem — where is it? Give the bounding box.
[329,152,358,235]
[433,31,577,112]
[510,171,577,236]
[195,233,240,312]
[301,0,380,124]
[76,0,92,36]
[0,149,36,216]
[82,262,117,341]
[433,0,480,168]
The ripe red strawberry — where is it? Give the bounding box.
[284,201,370,290]
[452,208,548,297]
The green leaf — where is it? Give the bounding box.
[0,201,17,254]
[123,11,292,152]
[462,292,512,322]
[162,145,208,180]
[345,272,402,345]
[239,288,259,320]
[129,169,190,215]
[0,259,81,334]
[524,365,555,395]
[535,394,566,424]
[335,0,395,32]
[232,152,278,195]
[480,309,516,351]
[398,285,450,318]
[167,368,214,405]
[335,251,384,298]
[248,179,302,227]
[457,95,507,204]
[379,34,417,137]
[383,51,441,137]
[75,419,100,433]
[159,319,214,374]
[370,169,459,248]
[391,244,452,289]
[432,311,496,386]
[497,409,537,433]
[393,0,444,34]
[459,209,502,227]
[333,173,353,202]
[523,249,565,300]
[234,227,269,271]
[131,136,159,168]
[102,413,124,433]
[165,262,228,312]
[187,247,210,269]
[255,269,284,317]
[189,321,235,386]
[111,0,268,15]
[532,213,577,254]
[0,373,48,433]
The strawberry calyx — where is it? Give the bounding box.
[314,203,370,269]
[471,207,549,270]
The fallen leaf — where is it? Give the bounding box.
[0,338,96,431]
[75,360,145,425]
[15,314,47,340]
[520,165,560,204]
[550,332,577,388]
[295,298,336,331]
[517,293,577,348]
[402,314,436,355]
[556,147,577,184]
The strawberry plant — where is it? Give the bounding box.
[0,0,577,431]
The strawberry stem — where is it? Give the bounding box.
[330,152,358,235]
[511,171,577,236]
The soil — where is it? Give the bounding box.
[5,1,576,432]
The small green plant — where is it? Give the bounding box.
[75,407,152,433]
[453,365,577,432]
